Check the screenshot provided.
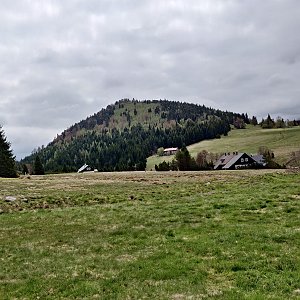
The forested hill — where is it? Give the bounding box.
[21,99,249,172]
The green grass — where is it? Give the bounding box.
[1,170,300,299]
[147,125,300,170]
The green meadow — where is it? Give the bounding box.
[147,125,300,170]
[0,170,300,299]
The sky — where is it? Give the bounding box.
[0,0,300,159]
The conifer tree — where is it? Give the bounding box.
[33,155,45,175]
[261,114,275,129]
[0,126,17,178]
[175,146,192,171]
[250,116,258,126]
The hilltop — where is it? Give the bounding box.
[147,125,300,170]
[21,99,246,173]
[51,99,234,143]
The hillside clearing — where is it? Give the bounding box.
[147,125,300,170]
[0,170,300,299]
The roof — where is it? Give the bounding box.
[223,153,245,169]
[214,153,237,169]
[77,164,90,173]
[164,147,178,152]
[252,155,266,165]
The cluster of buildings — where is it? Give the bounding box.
[161,147,266,170]
[78,150,266,173]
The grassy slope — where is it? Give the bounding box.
[147,125,300,170]
[108,101,176,131]
[0,171,299,299]
[109,101,163,130]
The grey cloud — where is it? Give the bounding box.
[0,0,299,158]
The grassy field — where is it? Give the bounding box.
[147,125,300,170]
[0,170,299,299]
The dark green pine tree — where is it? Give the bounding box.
[33,155,45,175]
[0,126,17,178]
[175,146,192,171]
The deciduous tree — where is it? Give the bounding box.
[157,147,164,156]
[196,150,214,170]
[233,117,246,129]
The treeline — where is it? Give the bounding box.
[159,100,238,123]
[233,114,258,129]
[232,113,300,130]
[21,115,231,173]
[260,114,300,129]
[155,148,216,171]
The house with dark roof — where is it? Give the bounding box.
[214,152,264,170]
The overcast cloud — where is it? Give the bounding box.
[0,0,299,159]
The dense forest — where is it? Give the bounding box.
[21,99,249,173]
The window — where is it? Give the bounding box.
[245,158,248,162]
[241,158,244,162]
